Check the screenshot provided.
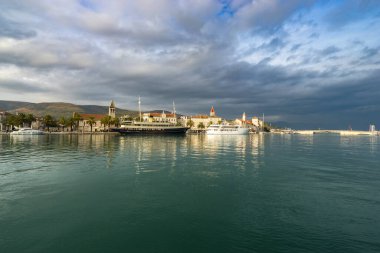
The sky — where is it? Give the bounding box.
[0,0,379,129]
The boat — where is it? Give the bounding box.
[206,124,249,135]
[111,97,189,135]
[10,128,45,135]
[111,121,189,134]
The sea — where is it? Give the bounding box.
[0,133,379,253]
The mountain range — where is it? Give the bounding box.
[0,100,137,118]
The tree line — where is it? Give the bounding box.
[3,112,119,132]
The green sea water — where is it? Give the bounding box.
[1,134,379,253]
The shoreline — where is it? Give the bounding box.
[2,131,379,136]
[271,130,379,136]
[0,131,120,135]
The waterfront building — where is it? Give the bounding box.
[78,114,104,132]
[251,117,263,129]
[31,117,43,130]
[369,124,376,132]
[0,110,10,131]
[235,112,253,127]
[189,106,222,130]
[142,111,177,124]
[78,101,117,132]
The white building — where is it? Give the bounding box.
[251,117,263,129]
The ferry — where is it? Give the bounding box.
[206,124,249,135]
[10,128,45,135]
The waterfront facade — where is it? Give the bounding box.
[0,110,10,131]
[188,106,222,130]
[251,117,263,129]
[142,111,177,124]
[78,114,104,132]
[78,101,117,132]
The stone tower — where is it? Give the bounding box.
[109,100,116,119]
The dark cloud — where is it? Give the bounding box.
[324,0,380,29]
[0,16,37,39]
[0,80,48,93]
[320,46,340,56]
[235,0,317,31]
[360,46,379,59]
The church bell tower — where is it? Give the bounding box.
[210,106,215,117]
[109,100,116,119]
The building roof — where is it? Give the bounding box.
[110,100,115,108]
[80,114,105,120]
[147,113,176,118]
[235,119,253,125]
[191,115,214,119]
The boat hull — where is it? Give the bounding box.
[111,126,189,135]
[206,129,249,135]
[10,130,45,135]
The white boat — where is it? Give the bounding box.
[206,124,249,135]
[10,128,45,135]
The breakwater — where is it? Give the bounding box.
[272,130,379,136]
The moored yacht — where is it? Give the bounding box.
[10,128,45,135]
[111,121,189,134]
[111,97,189,135]
[206,124,249,135]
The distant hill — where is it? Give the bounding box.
[0,100,137,118]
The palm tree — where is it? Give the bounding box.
[43,114,56,131]
[5,114,19,130]
[101,115,112,131]
[72,112,82,131]
[111,117,120,128]
[58,116,66,132]
[25,114,35,128]
[17,113,26,128]
[68,117,76,132]
[187,120,194,128]
[198,122,205,129]
[87,117,96,133]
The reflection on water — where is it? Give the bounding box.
[1,133,380,253]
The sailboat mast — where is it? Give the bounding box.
[262,113,265,131]
[173,101,176,118]
[138,96,142,122]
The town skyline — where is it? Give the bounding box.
[1,1,379,129]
